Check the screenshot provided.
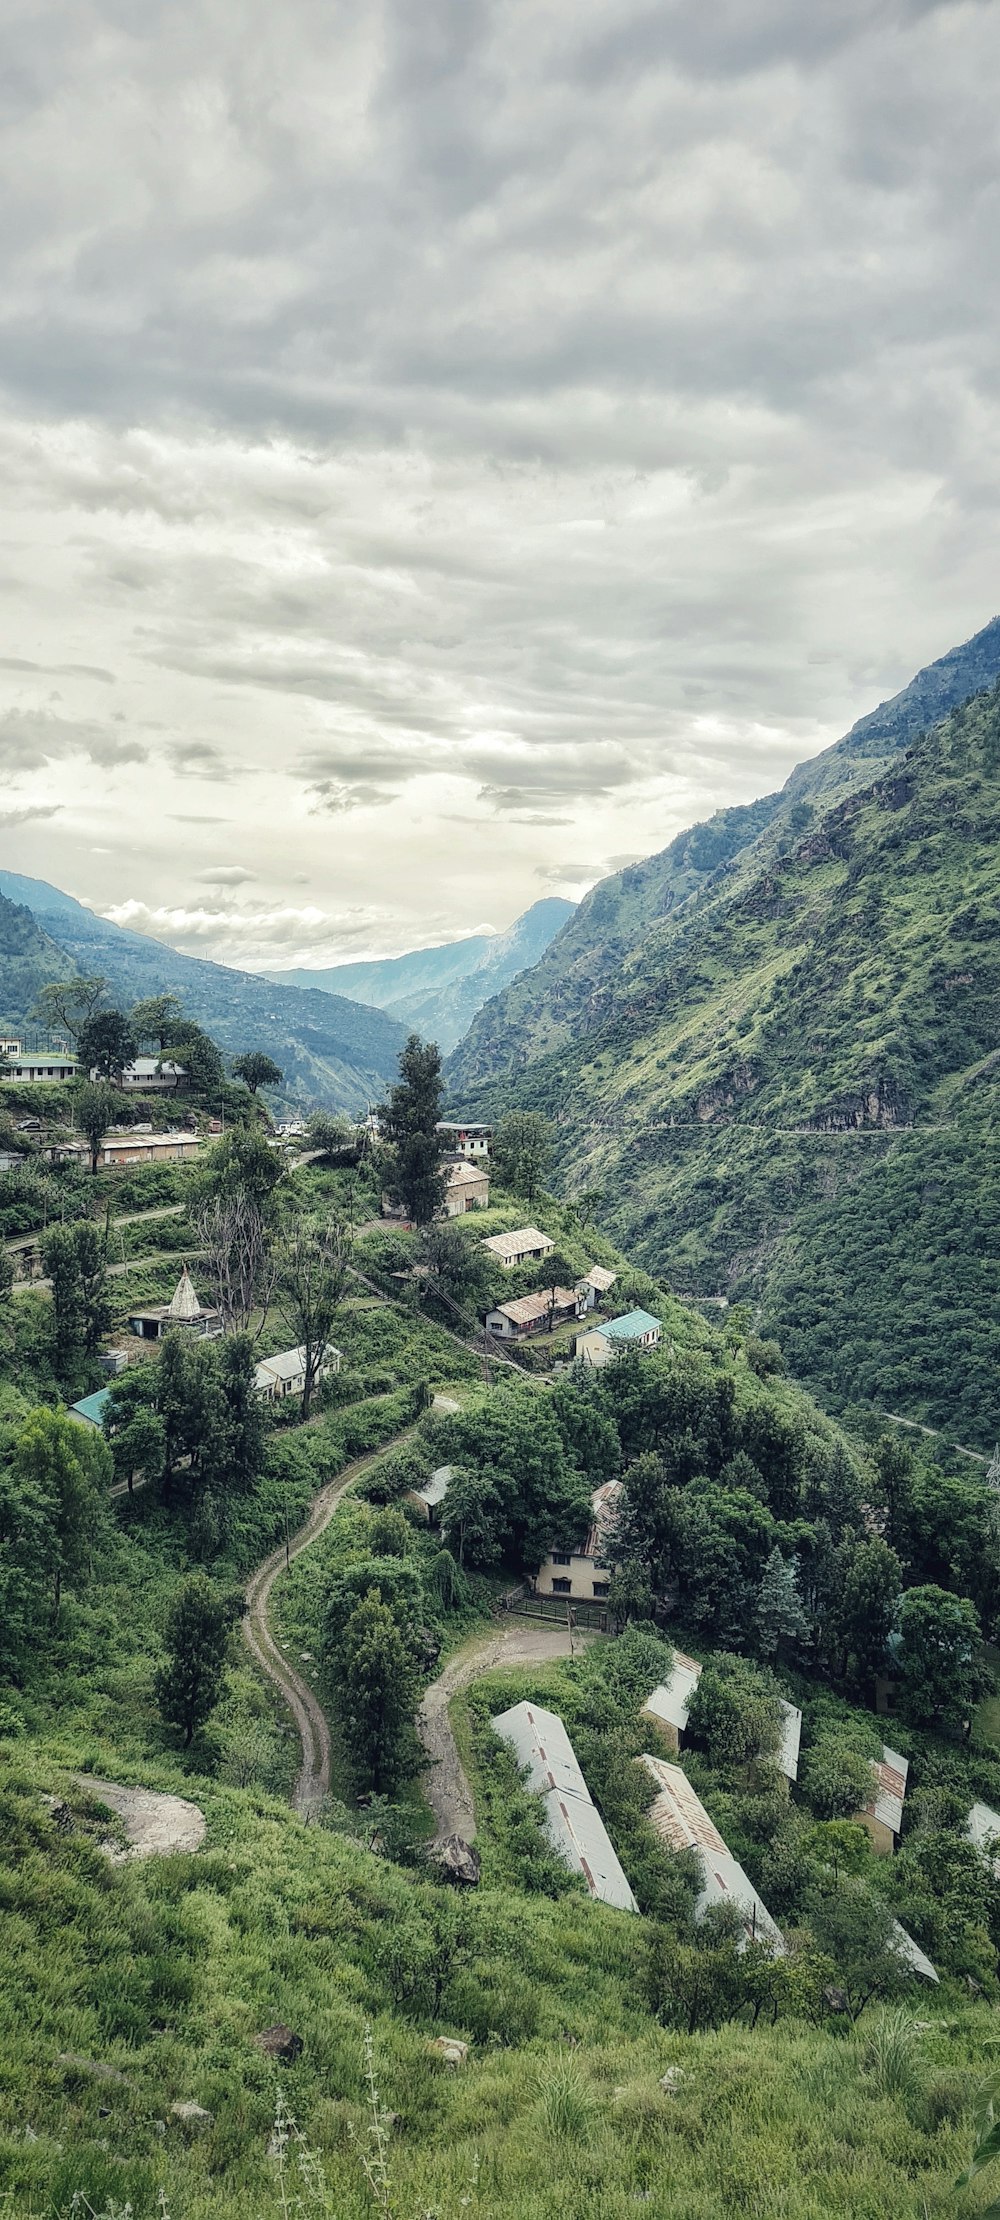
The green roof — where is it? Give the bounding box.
[596,1308,661,1343]
[69,1388,111,1428]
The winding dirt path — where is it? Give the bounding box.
[242,1426,418,1819]
[417,1621,599,1843]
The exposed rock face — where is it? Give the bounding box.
[433,1835,481,1886]
[254,2024,304,2064]
[76,1777,206,1860]
[808,1078,907,1131]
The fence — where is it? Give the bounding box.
[498,1588,612,1634]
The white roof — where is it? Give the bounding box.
[492,1701,593,1805]
[166,1265,202,1321]
[127,1056,186,1078]
[639,1754,785,1953]
[481,1225,554,1261]
[865,1746,909,1836]
[778,1700,802,1784]
[540,1785,638,1913]
[968,1802,1000,1869]
[584,1264,618,1293]
[892,1919,938,1983]
[254,1343,340,1387]
[642,1653,702,1735]
[415,1464,452,1509]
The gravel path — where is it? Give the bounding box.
[417,1621,598,1843]
[241,1424,418,1819]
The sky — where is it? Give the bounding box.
[0,0,998,972]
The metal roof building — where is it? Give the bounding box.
[69,1387,112,1430]
[639,1753,785,1952]
[892,1920,939,1983]
[492,1700,637,1912]
[968,1801,1000,1870]
[866,1746,909,1837]
[481,1225,555,1266]
[642,1653,703,1738]
[778,1700,802,1784]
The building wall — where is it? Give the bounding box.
[640,1706,681,1755]
[856,1811,896,1856]
[576,1328,614,1368]
[534,1548,611,1602]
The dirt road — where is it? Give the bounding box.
[241,1426,417,1819]
[417,1621,598,1843]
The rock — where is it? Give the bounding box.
[659,2068,684,2095]
[822,1985,850,2015]
[430,2038,468,2068]
[254,2024,303,2065]
[170,2101,214,2134]
[433,1835,481,1887]
[57,2054,130,2087]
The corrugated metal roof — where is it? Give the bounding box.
[864,1745,909,1836]
[778,1700,802,1783]
[581,1477,622,1558]
[491,1287,580,1327]
[642,1653,702,1735]
[639,1754,785,1952]
[541,1787,638,1913]
[892,1920,938,1983]
[584,1264,618,1292]
[482,1226,554,1261]
[445,1158,489,1188]
[415,1464,452,1508]
[492,1701,593,1805]
[967,1801,1000,1869]
[596,1308,661,1343]
[69,1388,111,1429]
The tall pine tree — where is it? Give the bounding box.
[378,1035,446,1224]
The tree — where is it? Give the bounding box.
[164,1022,226,1101]
[77,1010,138,1084]
[42,1219,110,1379]
[492,1110,552,1203]
[11,1405,110,1619]
[335,1588,417,1790]
[194,1132,284,1331]
[130,994,182,1049]
[440,1465,505,1568]
[831,1536,901,1692]
[801,1734,875,1820]
[199,1124,285,1210]
[155,1573,229,1745]
[685,1654,782,1765]
[305,1112,360,1161]
[74,1081,120,1174]
[806,1881,909,2016]
[232,1051,284,1094]
[378,1035,446,1224]
[895,1583,984,1733]
[110,1405,165,1496]
[756,1547,809,1658]
[33,975,106,1046]
[418,1219,492,1314]
[277,1221,349,1417]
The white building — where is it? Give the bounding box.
[534,1479,622,1603]
[967,1802,1000,1871]
[1,1048,79,1084]
[128,1264,223,1343]
[492,1700,638,1913]
[436,1121,491,1160]
[481,1226,555,1268]
[117,1056,187,1092]
[253,1343,342,1401]
[408,1465,453,1524]
[639,1754,785,1951]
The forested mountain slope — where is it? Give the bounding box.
[0,871,408,1113]
[270,896,574,1053]
[454,688,1000,1442]
[449,615,1000,1087]
[0,889,75,1020]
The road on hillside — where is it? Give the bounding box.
[241,1425,419,1820]
[416,1621,599,1844]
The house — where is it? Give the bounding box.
[128,1265,224,1342]
[855,1745,909,1854]
[408,1465,452,1524]
[115,1057,187,1092]
[642,1656,802,1786]
[534,1479,622,1603]
[436,1121,491,1160]
[97,1132,202,1168]
[639,1754,785,1952]
[1,1050,79,1084]
[967,1802,1000,1871]
[442,1159,490,1216]
[485,1285,586,1341]
[583,1264,617,1299]
[492,1700,637,1912]
[576,1308,662,1368]
[69,1387,112,1431]
[481,1226,555,1268]
[253,1343,342,1401]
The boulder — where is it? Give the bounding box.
[434,1835,481,1887]
[659,2067,684,2095]
[170,2101,214,2134]
[254,2024,304,2065]
[430,2038,468,2069]
[57,2054,129,2087]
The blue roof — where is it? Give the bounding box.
[69,1388,111,1428]
[597,1308,662,1343]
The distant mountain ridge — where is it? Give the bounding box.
[0,871,408,1114]
[268,896,574,1053]
[448,616,1000,1088]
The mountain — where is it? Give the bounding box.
[267,897,575,1054]
[449,617,1000,1088]
[0,872,409,1114]
[449,678,1000,1444]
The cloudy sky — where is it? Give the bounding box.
[1,0,998,971]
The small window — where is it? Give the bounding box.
[551,1577,572,1595]
[551,1553,571,1566]
[592,1582,610,1600]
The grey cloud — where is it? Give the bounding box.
[0,708,146,773]
[0,801,63,826]
[0,656,115,681]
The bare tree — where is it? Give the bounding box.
[194,1190,278,1335]
[277,1220,350,1418]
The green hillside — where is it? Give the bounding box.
[448,615,1000,1090]
[452,687,1000,1443]
[0,889,75,1023]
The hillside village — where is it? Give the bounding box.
[2,968,1000,2217]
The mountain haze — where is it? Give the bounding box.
[449,617,1000,1089]
[0,872,408,1114]
[268,897,574,1053]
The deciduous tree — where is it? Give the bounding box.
[155,1573,229,1745]
[74,1081,120,1175]
[335,1588,417,1790]
[77,1009,138,1084]
[895,1583,984,1733]
[276,1220,349,1417]
[492,1110,552,1203]
[232,1051,283,1094]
